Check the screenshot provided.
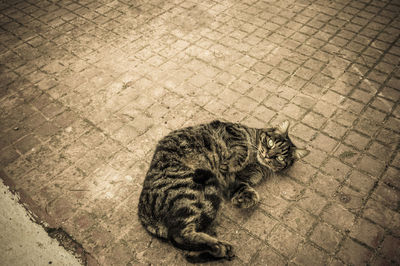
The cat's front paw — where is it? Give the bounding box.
[211,241,235,260]
[231,189,259,209]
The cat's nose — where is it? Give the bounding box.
[267,150,277,158]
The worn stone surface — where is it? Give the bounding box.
[0,180,82,266]
[0,0,399,265]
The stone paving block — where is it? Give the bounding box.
[333,109,359,127]
[363,199,400,237]
[311,172,340,198]
[4,125,31,145]
[62,139,88,162]
[228,228,264,263]
[263,95,288,111]
[291,122,317,142]
[322,157,352,180]
[347,170,376,194]
[287,160,317,184]
[268,224,302,258]
[357,154,386,177]
[310,222,343,254]
[242,209,277,241]
[343,130,371,151]
[223,106,248,122]
[311,133,339,153]
[381,235,400,264]
[281,103,307,120]
[355,117,381,137]
[303,147,328,168]
[382,166,400,190]
[34,121,61,141]
[251,247,286,266]
[296,189,328,217]
[282,205,316,236]
[311,87,333,108]
[80,223,118,259]
[338,238,373,265]
[293,242,328,265]
[322,204,356,232]
[334,143,362,165]
[367,141,394,161]
[370,255,398,266]
[251,104,276,123]
[46,193,82,224]
[136,236,188,265]
[233,96,259,113]
[13,134,41,154]
[291,93,315,109]
[302,111,326,129]
[259,190,291,220]
[350,218,384,249]
[372,182,400,210]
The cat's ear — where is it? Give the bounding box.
[293,148,310,160]
[276,120,290,135]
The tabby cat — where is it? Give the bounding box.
[138,120,309,261]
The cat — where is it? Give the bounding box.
[138,120,309,262]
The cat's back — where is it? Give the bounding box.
[152,120,227,157]
[145,121,223,177]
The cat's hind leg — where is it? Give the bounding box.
[170,223,234,261]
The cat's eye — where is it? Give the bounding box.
[277,155,284,161]
[267,139,274,147]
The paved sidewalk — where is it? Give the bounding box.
[1,0,399,265]
[0,180,82,266]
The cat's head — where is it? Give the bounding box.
[257,120,309,172]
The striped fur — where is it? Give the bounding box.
[138,120,308,261]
